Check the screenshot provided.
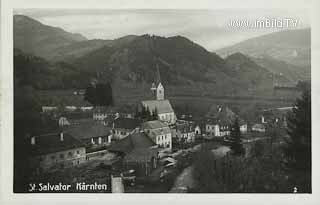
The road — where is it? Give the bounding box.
[169,166,195,193]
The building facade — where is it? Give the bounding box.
[108,117,141,141]
[142,120,172,150]
[28,132,86,173]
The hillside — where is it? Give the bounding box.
[14,15,87,60]
[69,34,293,101]
[14,48,92,90]
[217,28,311,68]
[13,15,304,105]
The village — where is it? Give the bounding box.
[26,66,291,193]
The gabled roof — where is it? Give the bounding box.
[111,117,141,130]
[108,131,156,155]
[206,106,246,125]
[29,133,85,156]
[123,148,158,162]
[141,100,174,114]
[141,120,168,130]
[63,122,111,140]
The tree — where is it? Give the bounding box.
[84,84,97,105]
[152,108,158,120]
[229,118,245,156]
[285,88,311,171]
[84,82,113,106]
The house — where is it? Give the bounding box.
[252,123,266,132]
[65,106,78,112]
[80,106,94,112]
[58,112,93,126]
[195,125,202,135]
[42,106,58,113]
[108,117,141,141]
[140,65,176,125]
[108,131,159,176]
[205,106,247,137]
[174,120,196,143]
[260,107,291,127]
[63,122,112,146]
[93,106,115,121]
[141,120,172,150]
[28,132,86,173]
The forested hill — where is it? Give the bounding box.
[14,48,92,89]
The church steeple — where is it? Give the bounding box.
[151,63,164,100]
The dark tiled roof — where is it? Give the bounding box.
[141,120,168,130]
[108,132,156,156]
[63,122,111,140]
[112,118,141,130]
[123,148,158,162]
[29,133,85,156]
[206,106,246,125]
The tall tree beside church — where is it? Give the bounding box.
[84,84,97,105]
[285,88,311,170]
[84,82,113,106]
[152,108,158,120]
[230,118,245,156]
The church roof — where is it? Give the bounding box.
[141,100,174,114]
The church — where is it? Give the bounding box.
[141,65,176,125]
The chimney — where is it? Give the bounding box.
[60,132,64,141]
[31,136,35,145]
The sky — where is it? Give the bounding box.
[14,9,310,51]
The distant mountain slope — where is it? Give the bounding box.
[72,34,286,98]
[73,34,234,85]
[14,48,91,89]
[252,56,310,83]
[217,28,311,68]
[14,15,298,99]
[224,52,289,89]
[50,35,139,62]
[14,15,87,60]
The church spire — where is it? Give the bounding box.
[155,63,161,85]
[150,62,164,100]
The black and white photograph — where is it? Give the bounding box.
[1,0,319,203]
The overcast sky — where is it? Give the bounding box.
[14,9,310,51]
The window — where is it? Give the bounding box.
[60,154,64,159]
[77,150,80,154]
[68,152,72,157]
[51,155,56,160]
